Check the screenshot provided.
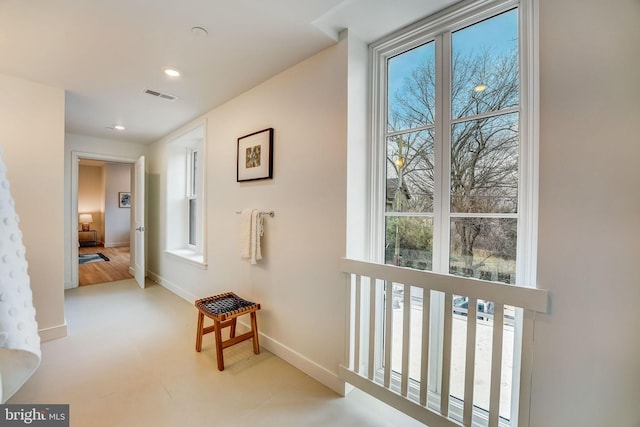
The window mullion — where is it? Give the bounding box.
[427,31,452,396]
[450,105,519,125]
[434,31,452,275]
[387,124,435,138]
[370,47,388,264]
[517,0,538,288]
[372,48,389,374]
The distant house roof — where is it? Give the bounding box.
[386,178,411,205]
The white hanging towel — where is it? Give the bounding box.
[250,209,263,265]
[240,209,264,264]
[0,147,41,403]
[239,208,253,258]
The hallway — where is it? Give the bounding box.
[9,279,422,427]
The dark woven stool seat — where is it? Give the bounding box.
[195,292,261,371]
[196,293,258,320]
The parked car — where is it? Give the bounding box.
[453,296,492,320]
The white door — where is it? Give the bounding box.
[133,156,146,288]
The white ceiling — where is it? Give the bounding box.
[0,0,457,144]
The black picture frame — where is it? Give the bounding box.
[237,128,274,182]
[119,192,131,208]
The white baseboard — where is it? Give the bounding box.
[39,323,67,342]
[258,332,347,396]
[148,270,346,396]
[104,242,130,248]
[146,270,198,304]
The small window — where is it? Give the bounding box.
[188,198,197,246]
[187,148,198,247]
[166,124,206,266]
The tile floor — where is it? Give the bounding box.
[9,279,424,427]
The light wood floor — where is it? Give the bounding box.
[78,245,133,286]
[10,279,422,427]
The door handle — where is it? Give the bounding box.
[136,226,145,232]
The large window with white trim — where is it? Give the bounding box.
[372,0,536,422]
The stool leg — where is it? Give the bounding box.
[250,311,260,355]
[214,319,225,371]
[229,318,237,338]
[195,311,204,352]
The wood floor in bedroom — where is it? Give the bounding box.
[78,245,133,286]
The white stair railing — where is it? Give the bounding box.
[339,258,548,427]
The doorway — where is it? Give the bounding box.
[77,158,133,286]
[70,151,144,289]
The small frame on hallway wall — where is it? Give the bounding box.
[237,128,274,182]
[119,192,131,208]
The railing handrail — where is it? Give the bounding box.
[340,258,549,314]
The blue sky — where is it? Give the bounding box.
[388,8,518,107]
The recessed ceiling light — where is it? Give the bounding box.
[191,26,208,37]
[473,84,488,93]
[113,125,125,131]
[163,67,181,78]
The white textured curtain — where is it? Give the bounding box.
[0,147,41,402]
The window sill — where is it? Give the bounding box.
[376,368,513,427]
[165,249,207,269]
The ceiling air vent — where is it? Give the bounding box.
[143,88,178,101]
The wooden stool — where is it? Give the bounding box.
[195,292,261,371]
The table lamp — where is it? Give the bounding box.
[79,213,93,231]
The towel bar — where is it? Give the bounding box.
[235,210,274,217]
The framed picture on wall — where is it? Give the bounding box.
[119,192,131,208]
[237,128,274,182]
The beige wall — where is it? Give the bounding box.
[533,0,640,425]
[147,39,349,392]
[0,73,66,341]
[104,162,131,247]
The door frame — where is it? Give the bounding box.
[70,151,140,288]
[133,155,145,288]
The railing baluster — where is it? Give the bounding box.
[383,280,393,388]
[489,303,505,427]
[344,273,353,370]
[464,297,478,426]
[517,309,535,427]
[354,274,362,374]
[368,278,376,380]
[441,292,453,416]
[419,289,431,406]
[401,284,411,396]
